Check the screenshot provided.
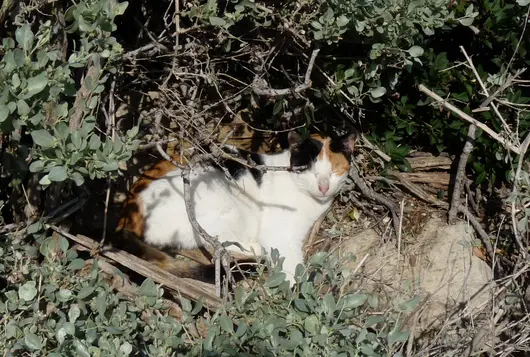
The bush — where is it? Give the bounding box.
[0,235,414,356]
[1,0,530,355]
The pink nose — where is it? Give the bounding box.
[319,185,329,195]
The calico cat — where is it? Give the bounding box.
[116,130,357,284]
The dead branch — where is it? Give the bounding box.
[459,46,512,133]
[252,49,319,97]
[385,173,495,259]
[70,65,100,131]
[349,164,400,235]
[448,124,476,223]
[407,155,452,171]
[418,84,521,155]
[511,131,530,260]
[51,226,222,310]
[182,168,232,297]
[478,68,527,109]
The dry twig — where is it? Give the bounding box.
[418,84,521,155]
[252,49,320,97]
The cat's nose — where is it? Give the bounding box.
[319,185,329,195]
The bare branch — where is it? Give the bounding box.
[252,49,320,97]
[349,164,400,235]
[182,168,233,297]
[448,124,476,223]
[459,46,512,134]
[418,84,521,155]
[479,68,527,109]
[511,131,530,260]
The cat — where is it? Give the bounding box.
[116,130,357,284]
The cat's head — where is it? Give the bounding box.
[288,131,357,201]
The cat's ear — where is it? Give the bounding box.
[288,131,304,148]
[335,131,358,155]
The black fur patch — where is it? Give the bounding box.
[211,147,265,186]
[290,138,323,171]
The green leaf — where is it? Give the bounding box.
[265,272,286,288]
[29,160,45,173]
[139,278,158,297]
[17,100,30,116]
[369,87,387,98]
[336,15,349,27]
[39,175,51,186]
[24,332,42,350]
[219,315,233,333]
[26,72,48,96]
[235,322,247,337]
[48,166,68,182]
[0,104,9,122]
[71,172,85,186]
[68,258,85,270]
[304,315,319,334]
[365,315,385,327]
[15,24,34,52]
[77,286,95,300]
[181,298,192,312]
[31,129,54,148]
[517,0,530,5]
[398,295,420,312]
[115,1,129,15]
[209,16,227,27]
[102,161,119,172]
[19,281,38,301]
[343,294,368,309]
[458,17,474,26]
[407,45,424,58]
[74,339,90,357]
[69,304,81,323]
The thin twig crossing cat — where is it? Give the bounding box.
[116,131,357,284]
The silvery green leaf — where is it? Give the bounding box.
[26,72,48,96]
[48,166,68,182]
[19,281,38,301]
[407,45,424,57]
[369,86,387,98]
[24,332,42,350]
[31,129,54,148]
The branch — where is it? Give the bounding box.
[252,49,319,97]
[182,168,232,297]
[349,164,400,235]
[51,227,222,310]
[511,131,530,260]
[418,84,521,155]
[448,124,476,223]
[70,65,100,131]
[478,68,527,109]
[459,46,512,134]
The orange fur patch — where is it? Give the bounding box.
[311,134,351,176]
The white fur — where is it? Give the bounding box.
[139,146,349,283]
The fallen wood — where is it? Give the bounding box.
[391,171,451,187]
[407,155,452,171]
[52,227,222,311]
